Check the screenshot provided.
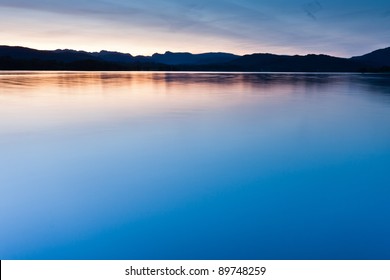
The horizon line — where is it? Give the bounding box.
[2,44,388,59]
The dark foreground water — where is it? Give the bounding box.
[0,72,389,260]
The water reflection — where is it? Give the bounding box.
[1,71,389,91]
[0,72,390,259]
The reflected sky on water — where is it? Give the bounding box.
[1,72,390,259]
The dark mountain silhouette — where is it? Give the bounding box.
[90,50,135,63]
[1,45,389,72]
[151,51,239,65]
[0,45,170,71]
[227,53,366,72]
[54,49,156,65]
[0,46,96,62]
[351,47,390,68]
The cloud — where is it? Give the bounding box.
[0,0,389,56]
[302,1,322,20]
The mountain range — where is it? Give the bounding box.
[1,45,390,72]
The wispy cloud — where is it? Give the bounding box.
[0,0,389,56]
[302,1,322,20]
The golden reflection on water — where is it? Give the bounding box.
[0,72,242,135]
[0,71,347,136]
[0,71,333,89]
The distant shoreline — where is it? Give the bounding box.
[1,70,390,74]
[1,45,389,73]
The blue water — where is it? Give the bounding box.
[0,72,390,260]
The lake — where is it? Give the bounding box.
[0,71,389,259]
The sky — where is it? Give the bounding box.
[0,0,389,57]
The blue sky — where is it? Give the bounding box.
[0,0,389,56]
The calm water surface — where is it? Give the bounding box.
[0,72,390,259]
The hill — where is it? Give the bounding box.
[227,53,366,72]
[1,45,389,72]
[151,51,239,65]
[351,47,390,68]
